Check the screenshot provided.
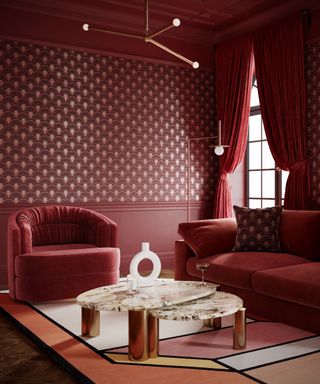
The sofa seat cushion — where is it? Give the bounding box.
[252,263,320,310]
[15,247,120,278]
[186,252,310,291]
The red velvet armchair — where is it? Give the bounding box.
[7,206,120,302]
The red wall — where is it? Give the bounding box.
[306,39,320,209]
[0,39,217,287]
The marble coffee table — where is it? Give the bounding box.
[76,280,218,361]
[149,291,246,354]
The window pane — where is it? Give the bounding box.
[249,142,261,170]
[249,199,261,208]
[262,170,275,198]
[281,170,289,199]
[262,141,274,169]
[249,114,261,141]
[249,171,261,198]
[250,86,259,107]
[262,199,275,208]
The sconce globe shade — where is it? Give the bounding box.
[214,146,224,156]
[173,18,181,27]
[83,23,89,31]
[193,61,200,69]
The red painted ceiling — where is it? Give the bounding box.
[1,0,320,45]
[1,0,320,68]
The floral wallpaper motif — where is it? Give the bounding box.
[0,40,216,204]
[305,40,320,208]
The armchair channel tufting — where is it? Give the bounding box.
[7,206,120,302]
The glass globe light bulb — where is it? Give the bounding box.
[192,61,199,69]
[83,23,89,31]
[214,146,224,156]
[173,18,181,27]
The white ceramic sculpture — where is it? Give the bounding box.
[129,242,161,286]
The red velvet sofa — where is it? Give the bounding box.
[7,206,120,302]
[175,210,320,333]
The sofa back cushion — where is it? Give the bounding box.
[279,210,320,260]
[178,218,237,259]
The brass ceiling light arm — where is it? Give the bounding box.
[82,0,199,68]
[86,26,144,40]
[146,23,176,41]
[148,38,195,67]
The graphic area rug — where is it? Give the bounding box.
[1,293,320,384]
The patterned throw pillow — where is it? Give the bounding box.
[233,205,283,252]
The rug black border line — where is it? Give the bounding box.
[240,349,320,373]
[27,299,320,375]
[0,300,263,384]
[6,296,319,384]
[28,301,222,359]
[217,333,320,360]
[104,351,267,384]
[104,317,257,352]
[28,300,255,376]
[24,301,116,363]
[30,301,256,353]
[0,306,94,384]
[105,323,320,361]
[24,299,258,380]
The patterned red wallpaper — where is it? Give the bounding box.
[0,40,216,204]
[306,40,320,208]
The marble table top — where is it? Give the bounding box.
[149,291,243,321]
[76,280,219,311]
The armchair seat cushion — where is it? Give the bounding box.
[15,247,120,278]
[186,252,310,290]
[252,263,320,310]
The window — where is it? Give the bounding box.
[247,79,288,208]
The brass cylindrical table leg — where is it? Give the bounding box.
[128,309,149,361]
[81,307,100,337]
[203,317,222,329]
[233,307,246,349]
[148,315,159,358]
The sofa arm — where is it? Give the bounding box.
[94,213,118,248]
[174,240,199,281]
[7,213,23,299]
[178,218,237,259]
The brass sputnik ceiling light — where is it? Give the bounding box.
[82,0,199,69]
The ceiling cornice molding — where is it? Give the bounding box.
[214,0,320,45]
[0,34,215,71]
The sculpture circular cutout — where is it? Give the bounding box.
[129,242,161,286]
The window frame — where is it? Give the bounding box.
[246,79,285,208]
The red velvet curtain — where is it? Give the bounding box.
[253,17,309,209]
[213,37,254,218]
